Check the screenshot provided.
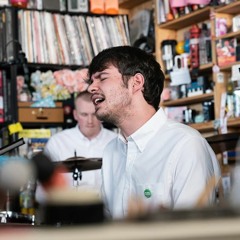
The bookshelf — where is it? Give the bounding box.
[0,5,131,148]
[119,0,151,9]
[17,8,130,66]
[154,1,240,131]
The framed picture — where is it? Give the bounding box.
[216,38,237,67]
[67,0,88,12]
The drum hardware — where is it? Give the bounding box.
[54,157,102,188]
[0,211,35,225]
[54,157,102,172]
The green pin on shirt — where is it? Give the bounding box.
[144,189,152,198]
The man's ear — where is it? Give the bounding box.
[132,73,144,93]
[73,109,78,121]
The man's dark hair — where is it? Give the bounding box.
[88,46,165,111]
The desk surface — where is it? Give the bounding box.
[1,216,240,240]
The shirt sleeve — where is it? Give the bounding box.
[171,135,219,209]
[43,137,60,162]
[101,172,112,219]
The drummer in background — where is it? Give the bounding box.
[36,91,117,202]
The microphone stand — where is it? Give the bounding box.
[0,138,25,156]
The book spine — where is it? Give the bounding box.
[5,8,16,63]
[78,15,94,64]
[64,14,83,65]
[39,11,49,63]
[7,73,13,123]
[72,15,88,66]
[0,70,3,123]
[2,70,8,122]
[86,16,99,56]
[43,11,58,64]
[0,9,4,63]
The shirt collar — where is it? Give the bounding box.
[76,124,104,142]
[119,108,167,152]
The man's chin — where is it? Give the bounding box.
[96,111,108,122]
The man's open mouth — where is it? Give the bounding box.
[92,95,105,106]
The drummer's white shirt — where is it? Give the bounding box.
[36,125,117,202]
[101,108,221,219]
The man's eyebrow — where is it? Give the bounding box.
[92,71,109,79]
[98,71,109,77]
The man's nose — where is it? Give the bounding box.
[88,81,98,93]
[87,115,94,123]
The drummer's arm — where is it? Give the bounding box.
[43,139,59,162]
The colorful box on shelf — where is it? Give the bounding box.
[216,38,237,67]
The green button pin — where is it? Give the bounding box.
[144,189,152,198]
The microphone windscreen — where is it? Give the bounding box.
[0,156,33,191]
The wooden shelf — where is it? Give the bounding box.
[199,63,213,71]
[162,92,214,107]
[228,117,240,128]
[219,61,240,71]
[189,118,240,132]
[189,121,214,132]
[215,30,240,40]
[215,1,240,14]
[180,117,240,133]
[18,101,63,107]
[27,62,82,70]
[119,0,151,9]
[158,6,211,30]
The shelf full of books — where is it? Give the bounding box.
[17,9,130,66]
[0,6,131,66]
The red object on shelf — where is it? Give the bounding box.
[190,24,201,68]
[10,0,28,8]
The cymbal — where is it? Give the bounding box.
[55,157,102,172]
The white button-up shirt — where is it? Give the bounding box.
[101,108,221,219]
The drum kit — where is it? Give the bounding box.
[41,156,104,226]
[0,156,103,226]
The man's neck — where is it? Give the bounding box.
[119,106,156,138]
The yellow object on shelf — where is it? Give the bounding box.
[8,122,23,135]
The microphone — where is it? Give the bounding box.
[0,138,25,156]
[16,42,35,95]
[18,50,29,81]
